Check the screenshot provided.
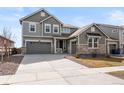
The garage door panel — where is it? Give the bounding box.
[26,42,51,54]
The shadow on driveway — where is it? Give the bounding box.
[21,54,69,65]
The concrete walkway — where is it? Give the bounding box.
[1,54,124,85]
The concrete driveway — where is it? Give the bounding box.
[3,54,124,85]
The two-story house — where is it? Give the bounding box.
[20,8,124,55]
[20,9,78,54]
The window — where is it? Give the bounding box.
[62,28,70,33]
[53,25,59,33]
[91,27,95,32]
[88,37,99,48]
[45,24,51,33]
[94,38,98,48]
[88,38,92,47]
[29,23,36,32]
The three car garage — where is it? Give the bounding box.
[26,41,52,54]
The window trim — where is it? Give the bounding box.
[88,37,99,49]
[44,23,51,33]
[53,24,59,34]
[29,22,36,32]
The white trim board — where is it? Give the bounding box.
[23,35,53,38]
[70,23,109,38]
[29,22,37,32]
[44,23,51,33]
[25,39,52,47]
[53,24,60,34]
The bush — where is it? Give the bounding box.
[91,50,97,58]
[12,48,17,54]
[106,54,110,58]
[75,53,80,58]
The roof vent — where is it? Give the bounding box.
[41,12,45,17]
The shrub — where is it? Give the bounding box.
[75,53,80,58]
[91,50,97,58]
[12,48,17,54]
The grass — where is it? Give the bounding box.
[66,56,124,68]
[109,71,124,79]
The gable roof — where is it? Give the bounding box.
[20,8,63,24]
[69,24,91,38]
[96,23,124,40]
[0,35,14,43]
[69,23,109,38]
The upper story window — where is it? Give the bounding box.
[45,24,51,33]
[88,37,99,49]
[29,22,36,32]
[53,24,59,33]
[91,27,95,32]
[62,28,70,33]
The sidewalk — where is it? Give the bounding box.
[0,65,124,85]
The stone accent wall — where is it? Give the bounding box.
[76,44,106,54]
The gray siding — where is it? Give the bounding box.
[22,22,42,36]
[43,17,61,36]
[97,24,119,39]
[23,11,50,22]
[79,26,106,44]
[22,10,78,38]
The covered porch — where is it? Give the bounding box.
[53,37,69,54]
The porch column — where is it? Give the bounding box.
[107,44,110,55]
[119,44,123,54]
[69,40,71,54]
[54,38,56,54]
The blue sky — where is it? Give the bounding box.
[0,7,124,48]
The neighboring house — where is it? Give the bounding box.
[0,35,14,54]
[20,8,124,55]
[70,23,124,55]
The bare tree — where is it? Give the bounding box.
[1,27,15,57]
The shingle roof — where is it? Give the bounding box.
[63,24,79,28]
[95,23,121,39]
[0,35,14,43]
[69,24,92,38]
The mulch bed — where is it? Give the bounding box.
[0,55,24,76]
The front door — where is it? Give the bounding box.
[109,44,117,54]
[59,40,63,49]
